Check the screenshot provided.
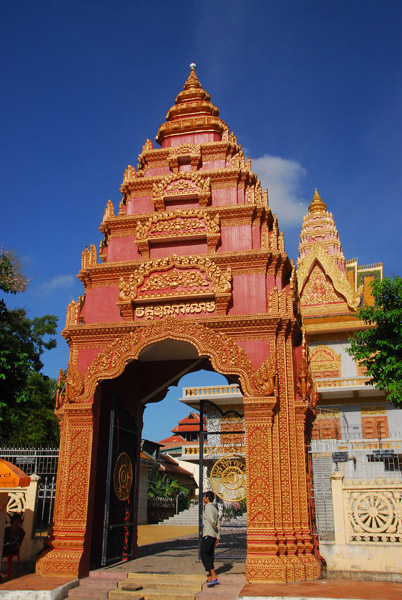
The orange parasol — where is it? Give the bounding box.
[0,459,31,488]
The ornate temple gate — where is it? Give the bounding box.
[36,66,321,583]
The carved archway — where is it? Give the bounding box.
[37,68,321,584]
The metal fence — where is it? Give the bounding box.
[34,476,57,536]
[0,447,59,476]
[0,448,59,537]
[309,436,402,542]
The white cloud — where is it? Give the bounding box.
[40,275,76,294]
[251,154,308,226]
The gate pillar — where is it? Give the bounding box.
[36,403,94,577]
[244,393,321,583]
[244,396,287,582]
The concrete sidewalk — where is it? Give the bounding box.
[1,525,402,600]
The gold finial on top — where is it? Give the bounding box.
[184,64,202,90]
[308,188,327,214]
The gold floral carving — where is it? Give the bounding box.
[268,287,294,316]
[122,165,136,183]
[142,139,153,152]
[66,301,80,327]
[136,209,219,239]
[102,199,115,221]
[297,244,362,310]
[310,345,342,378]
[81,244,97,269]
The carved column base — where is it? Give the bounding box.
[246,555,287,583]
[36,548,83,578]
[246,552,321,583]
[285,555,306,581]
[298,553,322,580]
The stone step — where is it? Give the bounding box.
[67,573,127,599]
[108,572,205,600]
[109,590,197,600]
[126,573,205,584]
[121,583,201,592]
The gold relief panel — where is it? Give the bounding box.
[152,172,211,210]
[360,405,387,415]
[135,209,220,258]
[297,244,362,311]
[168,143,201,172]
[117,255,232,317]
[310,345,342,378]
[301,264,344,306]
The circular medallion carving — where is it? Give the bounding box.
[210,455,246,502]
[353,492,393,533]
[113,452,133,502]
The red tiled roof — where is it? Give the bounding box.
[158,434,186,445]
[159,455,196,478]
[171,424,203,433]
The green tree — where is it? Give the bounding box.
[0,248,59,444]
[0,248,29,294]
[348,276,402,407]
[4,372,59,446]
[0,301,59,443]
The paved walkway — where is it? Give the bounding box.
[1,525,402,600]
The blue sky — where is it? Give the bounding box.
[1,1,401,441]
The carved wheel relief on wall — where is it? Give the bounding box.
[210,455,246,502]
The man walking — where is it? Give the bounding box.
[201,491,220,586]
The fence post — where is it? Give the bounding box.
[330,471,346,545]
[24,474,40,538]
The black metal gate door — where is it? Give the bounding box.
[102,395,137,566]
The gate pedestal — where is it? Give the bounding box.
[36,404,94,578]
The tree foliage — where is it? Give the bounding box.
[148,473,189,499]
[0,301,59,443]
[0,248,59,444]
[0,248,29,294]
[348,276,402,407]
[2,372,60,446]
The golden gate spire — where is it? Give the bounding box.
[155,65,228,146]
[308,188,327,214]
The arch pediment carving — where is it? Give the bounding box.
[310,345,341,379]
[135,209,220,258]
[73,318,264,403]
[297,243,362,310]
[118,254,231,319]
[153,172,211,210]
[168,143,201,172]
